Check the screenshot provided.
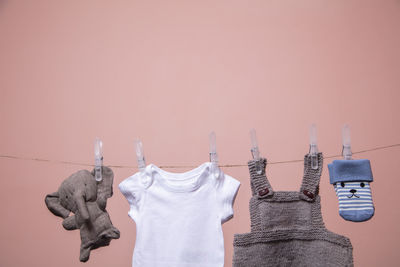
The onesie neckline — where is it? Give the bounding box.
[148,162,211,193]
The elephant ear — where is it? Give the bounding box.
[45,192,70,218]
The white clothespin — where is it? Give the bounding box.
[209,131,220,178]
[250,128,263,174]
[135,139,151,187]
[342,124,352,160]
[94,138,103,182]
[135,139,146,173]
[309,124,319,170]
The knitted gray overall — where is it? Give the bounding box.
[233,153,354,267]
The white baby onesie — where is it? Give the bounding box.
[119,162,240,267]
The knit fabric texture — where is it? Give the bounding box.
[328,159,373,184]
[45,166,120,262]
[233,153,354,267]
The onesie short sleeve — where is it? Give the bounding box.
[217,173,241,224]
[119,174,145,222]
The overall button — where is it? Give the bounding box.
[303,190,314,199]
[258,188,269,196]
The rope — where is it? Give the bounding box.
[0,143,399,169]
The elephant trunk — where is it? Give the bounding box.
[74,193,90,221]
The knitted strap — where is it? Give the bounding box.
[248,158,274,198]
[299,153,323,202]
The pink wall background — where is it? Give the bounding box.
[1,0,400,266]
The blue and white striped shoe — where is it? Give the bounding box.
[328,159,375,222]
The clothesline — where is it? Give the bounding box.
[0,143,399,169]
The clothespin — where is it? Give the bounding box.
[135,139,146,172]
[94,138,103,182]
[342,124,352,160]
[209,131,220,178]
[250,128,263,174]
[135,139,151,187]
[309,124,319,170]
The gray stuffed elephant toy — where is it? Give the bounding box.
[45,166,120,262]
